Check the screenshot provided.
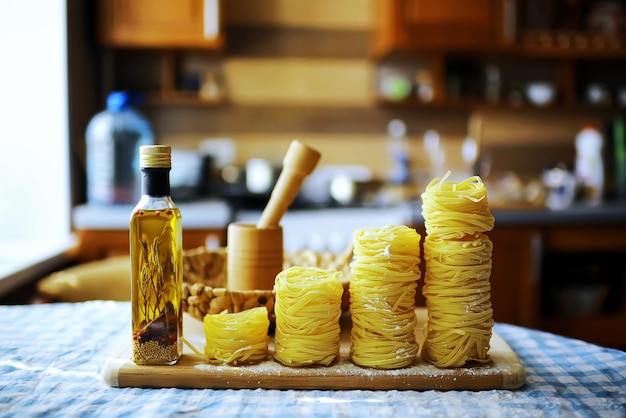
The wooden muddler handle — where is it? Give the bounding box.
[257,140,321,229]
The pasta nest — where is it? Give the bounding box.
[421,174,494,239]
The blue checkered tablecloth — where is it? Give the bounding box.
[0,301,624,417]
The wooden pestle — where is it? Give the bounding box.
[257,140,321,229]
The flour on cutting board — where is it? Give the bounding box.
[101,310,525,390]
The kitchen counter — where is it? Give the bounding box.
[73,199,626,232]
[73,199,233,230]
[407,200,626,226]
[491,201,626,226]
[71,199,626,257]
[72,200,233,261]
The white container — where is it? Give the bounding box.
[86,92,154,205]
[526,81,556,106]
[575,125,604,205]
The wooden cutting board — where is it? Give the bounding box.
[102,309,525,391]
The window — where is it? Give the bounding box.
[0,0,73,292]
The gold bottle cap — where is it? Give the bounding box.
[140,145,171,168]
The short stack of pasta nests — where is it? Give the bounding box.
[273,266,344,367]
[421,174,495,368]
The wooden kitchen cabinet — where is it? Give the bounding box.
[373,0,515,108]
[373,0,626,111]
[538,224,626,350]
[415,217,626,350]
[374,0,514,56]
[98,0,224,49]
[489,227,542,326]
[488,223,626,350]
[97,0,226,105]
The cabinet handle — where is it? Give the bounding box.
[502,0,517,43]
[203,0,219,39]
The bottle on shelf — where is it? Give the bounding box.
[85,91,154,205]
[130,145,183,366]
[386,119,410,184]
[611,117,626,200]
[575,124,604,205]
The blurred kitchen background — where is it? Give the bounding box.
[70,0,626,211]
[2,0,626,350]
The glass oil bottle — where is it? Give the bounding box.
[130,145,183,365]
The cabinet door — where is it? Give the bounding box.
[376,0,510,53]
[98,0,223,48]
[489,227,542,326]
[407,0,503,48]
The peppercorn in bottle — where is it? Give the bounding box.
[130,145,183,365]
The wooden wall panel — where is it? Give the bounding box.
[223,58,375,106]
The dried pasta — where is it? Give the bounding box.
[204,307,270,365]
[349,225,421,369]
[273,266,344,367]
[421,172,495,368]
[421,173,494,240]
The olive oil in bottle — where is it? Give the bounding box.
[130,145,183,365]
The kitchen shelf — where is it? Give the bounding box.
[373,1,626,112]
[101,48,227,108]
[146,91,226,107]
[376,97,476,110]
[520,30,626,59]
[377,96,626,114]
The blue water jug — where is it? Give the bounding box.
[86,92,154,205]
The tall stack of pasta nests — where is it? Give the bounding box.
[421,174,495,368]
[349,225,422,369]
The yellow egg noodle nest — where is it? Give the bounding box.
[421,173,495,368]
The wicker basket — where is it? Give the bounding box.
[182,246,352,322]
